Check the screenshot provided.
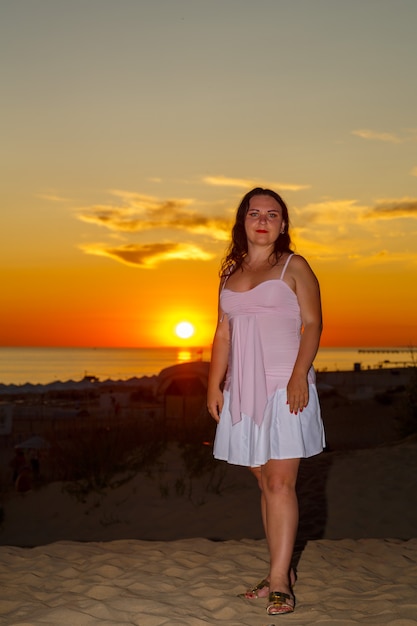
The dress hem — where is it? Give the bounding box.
[213,446,325,468]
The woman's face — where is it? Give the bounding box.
[244,195,285,246]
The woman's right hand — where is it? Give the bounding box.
[207,388,224,423]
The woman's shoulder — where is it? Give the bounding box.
[288,252,307,268]
[287,253,317,278]
[288,254,318,285]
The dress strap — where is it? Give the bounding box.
[221,264,236,290]
[219,269,233,322]
[280,253,294,280]
[221,273,230,290]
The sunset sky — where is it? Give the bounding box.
[1,0,416,349]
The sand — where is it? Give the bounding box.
[1,537,416,625]
[1,371,417,624]
[1,437,417,624]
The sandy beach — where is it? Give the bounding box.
[1,368,417,624]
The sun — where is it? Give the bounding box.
[175,321,195,340]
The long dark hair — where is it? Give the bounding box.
[220,187,293,277]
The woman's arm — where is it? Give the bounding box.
[207,289,230,423]
[286,255,323,414]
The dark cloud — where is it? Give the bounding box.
[77,192,231,239]
[365,199,417,219]
[77,191,231,268]
[81,242,212,267]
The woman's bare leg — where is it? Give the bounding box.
[260,458,300,598]
[243,467,270,597]
[247,465,297,597]
[250,466,267,530]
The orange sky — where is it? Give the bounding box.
[2,247,416,349]
[1,2,416,349]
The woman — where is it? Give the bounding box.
[207,187,325,616]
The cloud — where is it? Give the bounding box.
[37,192,71,202]
[290,198,387,260]
[354,250,417,266]
[411,166,417,177]
[76,189,234,268]
[76,190,231,240]
[203,175,310,192]
[294,196,417,226]
[80,242,213,268]
[292,199,366,226]
[364,198,417,219]
[351,129,417,144]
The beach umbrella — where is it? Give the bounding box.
[15,436,50,450]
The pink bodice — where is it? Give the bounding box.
[220,259,315,426]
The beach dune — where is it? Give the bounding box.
[1,435,417,624]
[1,369,417,624]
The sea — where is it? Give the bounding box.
[0,346,415,386]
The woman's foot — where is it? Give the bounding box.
[239,568,296,600]
[238,577,270,599]
[266,591,295,615]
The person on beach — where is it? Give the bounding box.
[10,449,27,484]
[207,187,325,616]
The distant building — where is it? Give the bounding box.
[157,362,210,429]
[0,404,13,436]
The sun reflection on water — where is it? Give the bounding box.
[177,350,192,363]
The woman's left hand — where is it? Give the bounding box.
[286,373,309,415]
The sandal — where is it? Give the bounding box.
[237,577,270,599]
[238,568,297,600]
[266,591,295,615]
